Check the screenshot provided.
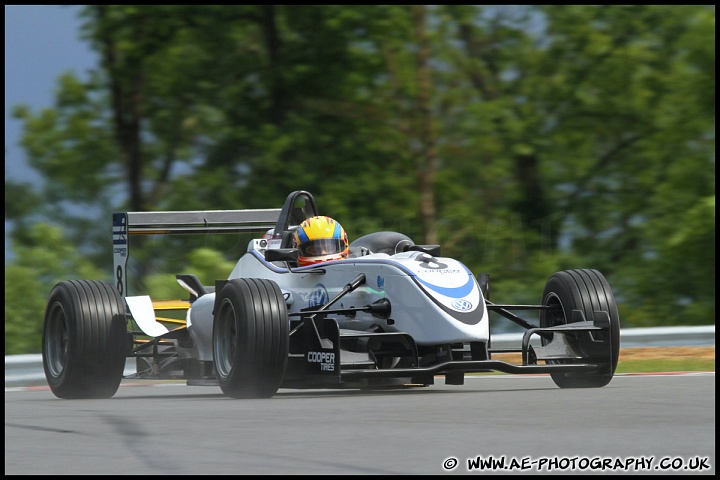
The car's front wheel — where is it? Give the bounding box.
[42,280,128,399]
[213,278,289,398]
[539,269,620,388]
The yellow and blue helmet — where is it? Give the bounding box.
[292,216,349,266]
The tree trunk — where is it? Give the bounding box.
[413,5,438,246]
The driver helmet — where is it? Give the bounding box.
[292,216,349,266]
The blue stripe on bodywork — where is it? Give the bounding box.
[413,265,475,298]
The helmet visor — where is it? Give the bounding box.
[299,238,346,257]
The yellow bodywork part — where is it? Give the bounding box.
[152,299,190,326]
[151,300,191,310]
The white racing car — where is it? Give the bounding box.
[42,190,620,399]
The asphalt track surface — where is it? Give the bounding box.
[5,373,715,475]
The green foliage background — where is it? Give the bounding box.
[5,5,715,354]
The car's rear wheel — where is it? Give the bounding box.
[213,278,289,398]
[539,269,620,388]
[42,280,128,399]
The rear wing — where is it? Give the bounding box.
[112,209,281,297]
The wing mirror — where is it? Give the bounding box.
[264,248,300,263]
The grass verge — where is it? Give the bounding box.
[615,346,715,373]
[615,358,715,374]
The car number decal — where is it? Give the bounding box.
[112,213,128,296]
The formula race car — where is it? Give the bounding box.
[42,190,620,399]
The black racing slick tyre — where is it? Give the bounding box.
[42,280,128,399]
[213,278,289,399]
[539,269,620,389]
